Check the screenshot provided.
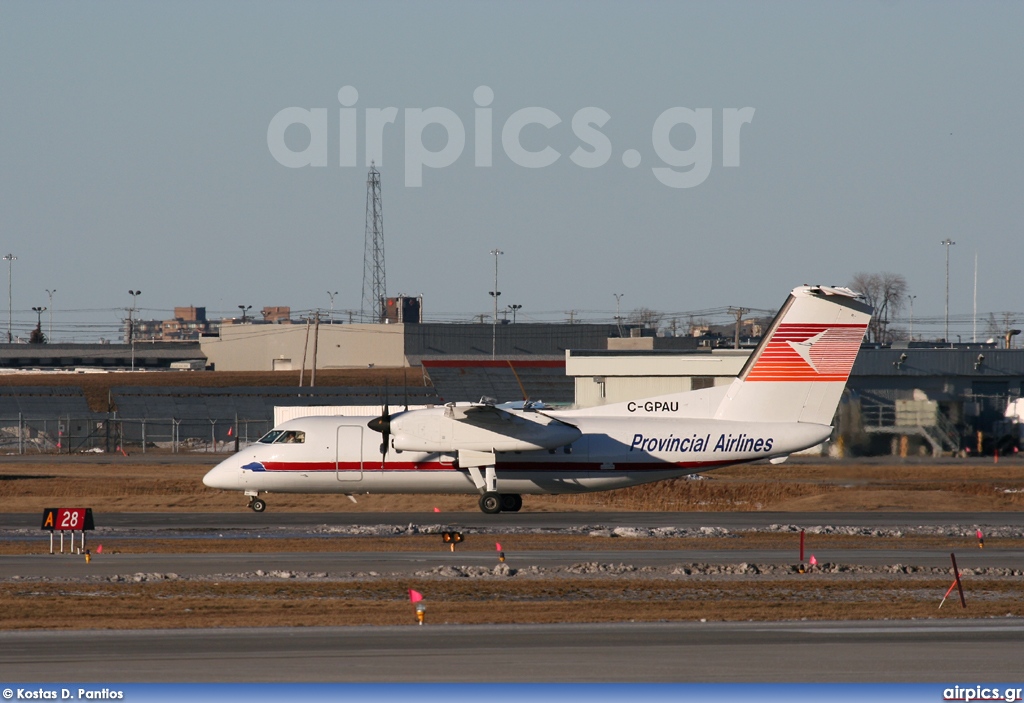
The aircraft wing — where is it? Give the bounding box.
[390,403,581,452]
[446,403,515,423]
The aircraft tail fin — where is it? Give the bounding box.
[713,286,873,425]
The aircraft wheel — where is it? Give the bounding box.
[479,492,502,514]
[500,493,522,512]
[251,498,267,513]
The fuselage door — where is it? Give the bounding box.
[336,425,364,481]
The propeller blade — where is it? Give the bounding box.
[367,386,392,463]
[403,367,409,411]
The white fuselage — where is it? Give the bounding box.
[202,411,831,497]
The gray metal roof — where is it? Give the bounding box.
[0,343,204,368]
[404,323,617,358]
[110,385,440,420]
[421,357,573,404]
[852,348,1024,378]
[0,386,94,416]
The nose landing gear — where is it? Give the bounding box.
[245,491,267,512]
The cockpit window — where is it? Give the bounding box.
[256,430,305,444]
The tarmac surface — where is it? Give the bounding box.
[1,620,1021,682]
[4,510,1024,531]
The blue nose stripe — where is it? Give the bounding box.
[242,462,266,472]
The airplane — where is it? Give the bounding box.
[203,285,872,513]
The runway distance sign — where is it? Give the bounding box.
[40,508,95,531]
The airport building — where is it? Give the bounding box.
[1,312,1023,455]
[197,322,619,371]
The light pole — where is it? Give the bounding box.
[31,306,46,342]
[327,291,338,324]
[489,249,503,358]
[3,254,15,343]
[941,238,955,343]
[238,304,251,323]
[908,294,916,341]
[613,293,624,337]
[507,304,522,324]
[45,289,56,341]
[128,290,141,371]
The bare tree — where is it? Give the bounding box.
[849,272,908,344]
[984,312,1000,340]
[628,307,663,329]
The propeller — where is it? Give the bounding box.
[367,384,391,463]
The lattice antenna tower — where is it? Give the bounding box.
[361,162,386,322]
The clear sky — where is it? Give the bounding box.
[1,1,1021,341]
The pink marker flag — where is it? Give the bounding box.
[409,589,424,603]
[977,529,983,539]
[96,545,103,554]
[495,542,502,552]
[433,507,440,513]
[809,555,818,566]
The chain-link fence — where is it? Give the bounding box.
[0,414,273,455]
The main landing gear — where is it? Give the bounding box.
[245,492,266,513]
[478,492,522,514]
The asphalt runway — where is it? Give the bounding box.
[1,620,1021,682]
[3,510,1023,531]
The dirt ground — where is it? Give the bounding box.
[2,456,1023,629]
[2,578,1018,630]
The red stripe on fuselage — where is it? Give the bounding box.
[256,459,737,473]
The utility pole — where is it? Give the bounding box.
[908,294,916,340]
[729,307,749,349]
[4,254,15,343]
[46,289,56,340]
[973,251,978,344]
[299,316,311,388]
[311,311,320,387]
[128,290,141,371]
[489,249,502,358]
[941,238,955,343]
[613,293,624,337]
[327,291,338,324]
